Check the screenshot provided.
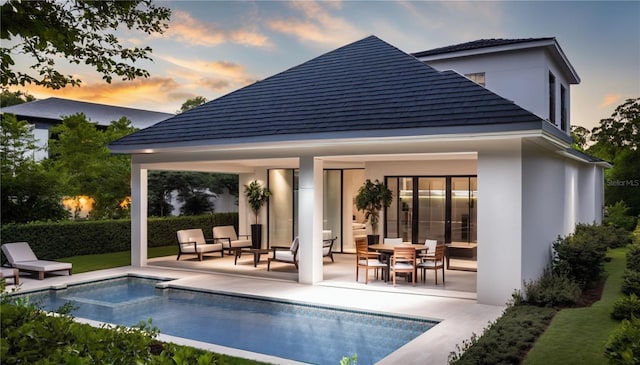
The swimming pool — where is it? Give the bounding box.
[17,276,437,364]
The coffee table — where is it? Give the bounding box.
[234,248,270,267]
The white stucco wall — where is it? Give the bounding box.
[521,142,566,283]
[423,47,572,132]
[476,140,523,305]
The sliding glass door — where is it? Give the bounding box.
[386,176,476,245]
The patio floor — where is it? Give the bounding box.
[6,253,502,365]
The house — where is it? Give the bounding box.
[109,36,606,306]
[1,97,174,161]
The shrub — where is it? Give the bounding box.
[605,201,638,232]
[523,270,581,307]
[604,317,640,365]
[448,305,556,364]
[626,244,640,271]
[574,222,632,250]
[611,294,640,321]
[553,233,606,289]
[621,270,640,296]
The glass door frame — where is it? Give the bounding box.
[385,175,477,244]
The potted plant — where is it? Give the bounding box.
[244,180,271,248]
[355,179,393,245]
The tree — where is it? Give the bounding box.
[1,0,171,89]
[48,114,136,219]
[586,97,640,217]
[178,96,207,113]
[1,113,66,223]
[0,89,35,107]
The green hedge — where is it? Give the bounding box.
[0,213,237,261]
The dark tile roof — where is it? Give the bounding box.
[1,97,173,129]
[411,38,556,58]
[111,36,557,150]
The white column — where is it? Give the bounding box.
[477,141,522,305]
[298,156,324,284]
[131,162,148,267]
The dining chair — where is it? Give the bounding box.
[356,237,386,284]
[418,239,438,260]
[391,246,416,286]
[417,244,446,284]
[383,237,403,245]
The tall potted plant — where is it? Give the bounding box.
[355,179,393,245]
[244,180,271,248]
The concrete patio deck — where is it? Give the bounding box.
[4,254,503,365]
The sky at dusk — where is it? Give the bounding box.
[7,0,640,130]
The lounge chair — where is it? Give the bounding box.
[1,242,72,280]
[0,267,19,285]
[176,229,224,261]
[212,225,252,253]
[268,236,299,271]
[322,236,337,262]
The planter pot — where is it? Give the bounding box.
[367,234,379,245]
[251,224,262,249]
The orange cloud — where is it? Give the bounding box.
[267,1,363,47]
[166,10,270,48]
[599,94,622,108]
[18,77,183,112]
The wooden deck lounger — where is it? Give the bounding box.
[1,242,72,280]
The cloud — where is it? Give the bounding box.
[267,1,364,47]
[166,10,271,48]
[599,94,622,108]
[20,77,183,112]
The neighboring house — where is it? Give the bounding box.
[1,97,174,161]
[109,36,607,306]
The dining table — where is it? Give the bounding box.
[368,243,429,282]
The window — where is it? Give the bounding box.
[549,72,556,124]
[560,85,567,131]
[465,72,485,87]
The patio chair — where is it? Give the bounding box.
[383,237,403,245]
[418,239,438,260]
[212,225,252,254]
[356,237,386,284]
[0,267,19,285]
[268,236,299,271]
[322,236,337,262]
[176,229,224,261]
[391,246,416,286]
[417,244,446,284]
[1,242,72,280]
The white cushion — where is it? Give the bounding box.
[176,229,207,245]
[2,242,38,264]
[14,260,71,272]
[358,259,385,267]
[179,243,223,253]
[274,250,296,262]
[289,237,299,252]
[417,261,439,269]
[383,238,403,245]
[392,262,414,270]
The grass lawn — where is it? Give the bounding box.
[58,245,177,274]
[523,247,628,365]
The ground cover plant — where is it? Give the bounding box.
[0,281,269,365]
[450,223,630,365]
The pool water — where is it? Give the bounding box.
[19,276,436,364]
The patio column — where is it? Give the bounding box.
[298,156,324,284]
[131,162,148,267]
